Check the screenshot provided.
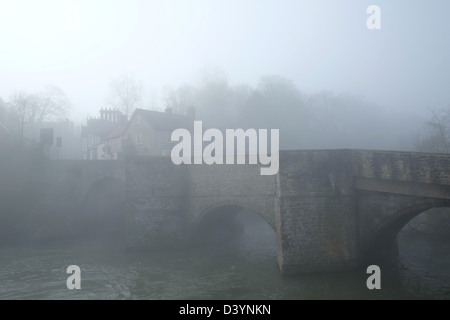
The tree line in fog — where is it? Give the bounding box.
[1,70,450,152]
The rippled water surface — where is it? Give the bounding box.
[0,220,449,300]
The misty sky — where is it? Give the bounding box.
[0,0,449,122]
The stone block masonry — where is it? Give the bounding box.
[120,149,450,274]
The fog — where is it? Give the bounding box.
[1,1,449,133]
[1,0,450,301]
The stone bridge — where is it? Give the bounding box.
[25,150,450,274]
[35,159,126,210]
[12,159,127,241]
[124,150,450,275]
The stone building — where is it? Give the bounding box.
[81,109,127,160]
[93,108,193,160]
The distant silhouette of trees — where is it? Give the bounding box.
[35,85,71,123]
[159,70,401,150]
[414,106,450,153]
[107,74,143,119]
[7,85,71,145]
[410,105,450,238]
[240,75,305,149]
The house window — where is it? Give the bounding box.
[136,116,141,126]
[135,133,143,145]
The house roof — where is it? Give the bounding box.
[81,114,127,139]
[133,108,192,130]
[99,108,192,143]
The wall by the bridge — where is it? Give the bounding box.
[33,160,126,241]
[125,157,189,248]
[124,150,450,275]
[276,150,360,274]
[124,150,363,274]
[356,191,450,260]
[351,149,450,184]
[265,149,450,274]
[186,163,276,230]
[350,150,450,260]
[124,157,276,248]
[20,149,450,275]
[0,158,125,242]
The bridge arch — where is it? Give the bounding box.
[363,198,450,261]
[193,200,276,232]
[190,201,277,246]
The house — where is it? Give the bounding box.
[81,109,127,160]
[96,108,194,160]
[95,126,126,160]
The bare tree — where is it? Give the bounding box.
[414,106,450,153]
[8,86,71,145]
[35,85,71,123]
[8,90,35,145]
[161,85,179,111]
[411,105,450,238]
[107,75,142,119]
[9,86,70,123]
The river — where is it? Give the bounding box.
[0,214,449,300]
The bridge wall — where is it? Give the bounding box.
[350,150,450,259]
[356,191,450,259]
[0,158,126,242]
[125,157,188,248]
[186,164,276,229]
[350,150,450,260]
[121,150,450,275]
[35,160,126,213]
[124,158,277,247]
[276,150,360,274]
[350,150,450,184]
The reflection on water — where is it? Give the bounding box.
[393,233,450,299]
[0,213,449,300]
